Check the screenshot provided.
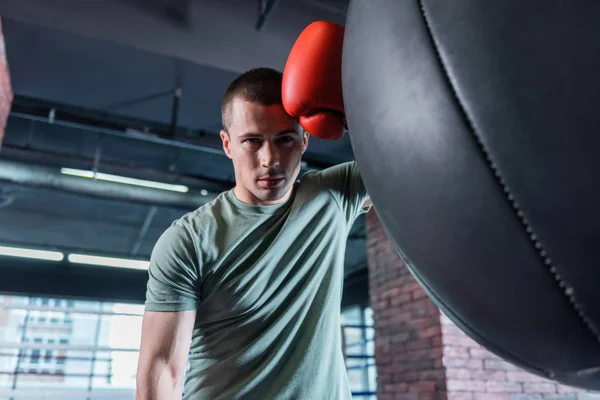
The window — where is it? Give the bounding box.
[30,349,40,364]
[0,294,144,397]
[44,349,53,363]
[341,306,377,399]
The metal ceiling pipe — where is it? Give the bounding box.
[0,159,214,209]
[9,104,330,170]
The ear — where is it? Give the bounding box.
[301,130,309,154]
[220,129,232,159]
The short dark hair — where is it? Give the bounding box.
[221,67,283,131]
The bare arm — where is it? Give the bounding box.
[136,310,196,400]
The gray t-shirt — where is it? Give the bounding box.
[145,161,369,399]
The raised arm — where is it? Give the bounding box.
[136,309,196,400]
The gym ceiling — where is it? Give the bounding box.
[0,0,367,303]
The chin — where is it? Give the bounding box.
[254,185,290,203]
[259,189,286,202]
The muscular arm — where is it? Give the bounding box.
[136,310,196,400]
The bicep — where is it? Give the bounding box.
[137,310,196,378]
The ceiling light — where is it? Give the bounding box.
[0,245,64,262]
[60,168,189,193]
[200,189,208,196]
[68,253,150,270]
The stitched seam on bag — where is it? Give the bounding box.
[417,0,600,363]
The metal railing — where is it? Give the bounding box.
[1,297,378,399]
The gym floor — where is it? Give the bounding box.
[0,1,598,400]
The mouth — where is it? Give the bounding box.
[257,176,285,188]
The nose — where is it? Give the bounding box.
[260,141,280,169]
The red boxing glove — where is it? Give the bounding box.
[282,21,345,140]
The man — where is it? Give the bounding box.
[136,24,369,400]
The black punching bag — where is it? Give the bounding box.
[342,0,600,390]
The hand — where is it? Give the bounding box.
[282,21,346,140]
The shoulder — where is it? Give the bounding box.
[160,192,231,250]
[297,161,361,193]
[300,161,358,182]
[173,192,229,230]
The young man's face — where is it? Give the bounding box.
[221,98,309,205]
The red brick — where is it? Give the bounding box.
[419,369,446,381]
[390,331,412,344]
[443,358,483,369]
[470,369,506,381]
[521,383,557,394]
[381,286,404,299]
[391,293,414,306]
[483,359,520,371]
[394,371,419,382]
[384,383,409,393]
[473,393,508,400]
[445,368,471,380]
[392,394,419,400]
[411,288,429,300]
[444,346,470,359]
[398,339,428,351]
[430,335,443,347]
[407,381,437,393]
[506,371,547,383]
[400,281,425,295]
[423,325,442,338]
[408,359,437,371]
[468,347,493,359]
[447,380,485,392]
[422,393,448,400]
[442,334,475,346]
[484,381,523,393]
[447,393,474,400]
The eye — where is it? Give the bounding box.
[277,136,296,144]
[244,138,262,145]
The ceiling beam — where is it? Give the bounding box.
[1,144,233,193]
[0,159,213,210]
[10,95,336,170]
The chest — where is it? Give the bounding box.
[196,194,347,325]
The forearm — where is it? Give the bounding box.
[136,363,182,400]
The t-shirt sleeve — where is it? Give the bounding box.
[316,161,371,225]
[144,224,201,312]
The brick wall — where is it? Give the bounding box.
[0,16,14,150]
[366,210,599,400]
[367,210,447,400]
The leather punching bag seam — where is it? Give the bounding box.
[417,0,600,356]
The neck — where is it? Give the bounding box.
[232,185,293,206]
